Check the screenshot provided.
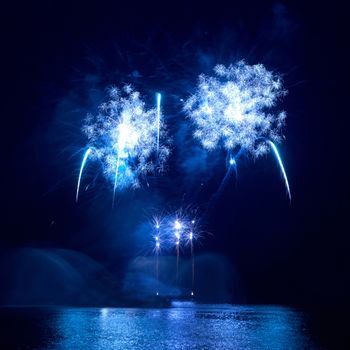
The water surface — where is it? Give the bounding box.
[0,303,323,349]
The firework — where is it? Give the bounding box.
[148,207,204,293]
[77,86,170,205]
[184,61,286,156]
[184,61,291,200]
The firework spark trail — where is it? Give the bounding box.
[76,148,92,202]
[191,239,194,296]
[176,244,179,284]
[112,153,121,208]
[205,150,244,215]
[156,250,159,295]
[155,243,160,295]
[189,223,195,296]
[155,224,160,295]
[174,219,182,285]
[266,140,291,202]
[157,93,161,153]
[112,122,129,207]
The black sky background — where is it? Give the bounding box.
[0,0,348,310]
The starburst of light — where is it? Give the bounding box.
[184,61,291,200]
[184,60,287,157]
[77,85,170,203]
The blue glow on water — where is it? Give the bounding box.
[0,305,319,349]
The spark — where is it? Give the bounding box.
[152,215,162,230]
[112,153,121,207]
[228,156,238,180]
[76,148,92,202]
[155,218,160,230]
[174,220,182,230]
[267,140,291,202]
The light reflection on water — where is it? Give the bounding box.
[39,304,318,349]
[0,304,320,349]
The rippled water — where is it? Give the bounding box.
[0,303,322,349]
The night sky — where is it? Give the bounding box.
[0,0,347,312]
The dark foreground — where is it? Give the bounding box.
[0,303,346,349]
